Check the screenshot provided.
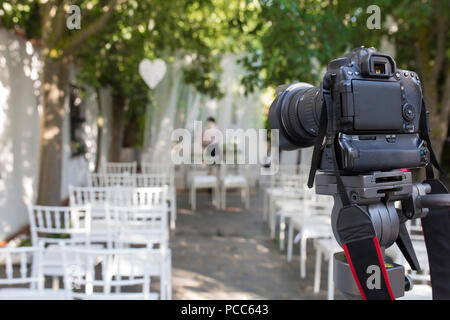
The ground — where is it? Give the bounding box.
[171,188,343,300]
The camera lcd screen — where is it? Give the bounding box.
[352,80,403,131]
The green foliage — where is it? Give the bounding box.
[242,0,449,91]
[0,1,41,39]
[241,0,369,91]
[1,0,260,148]
[73,0,257,147]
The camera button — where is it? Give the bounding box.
[386,135,397,143]
[402,103,416,122]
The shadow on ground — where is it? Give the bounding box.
[171,188,344,300]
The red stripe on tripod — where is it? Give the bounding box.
[342,243,367,300]
[372,237,396,300]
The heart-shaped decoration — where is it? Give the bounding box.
[139,59,167,89]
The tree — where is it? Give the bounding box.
[243,0,449,167]
[0,0,256,203]
[75,0,224,165]
[1,0,126,205]
[75,0,258,165]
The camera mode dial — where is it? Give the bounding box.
[402,103,416,122]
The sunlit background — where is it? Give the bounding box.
[0,0,448,300]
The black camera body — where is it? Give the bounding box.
[269,47,430,173]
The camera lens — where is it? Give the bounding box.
[268,83,322,150]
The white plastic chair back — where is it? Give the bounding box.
[109,187,168,209]
[28,205,91,246]
[141,163,174,176]
[0,246,43,290]
[136,174,171,189]
[106,205,168,248]
[88,173,136,188]
[104,162,137,174]
[62,246,158,300]
[69,186,111,219]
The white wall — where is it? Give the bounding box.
[0,29,112,240]
[0,29,41,240]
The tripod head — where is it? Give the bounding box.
[315,170,450,299]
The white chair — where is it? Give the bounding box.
[274,188,318,250]
[106,205,169,249]
[264,173,303,226]
[104,162,137,174]
[105,205,171,299]
[0,246,66,300]
[220,165,250,210]
[62,246,159,300]
[69,186,110,217]
[88,173,136,188]
[287,201,333,278]
[189,165,220,210]
[110,187,168,209]
[397,220,432,299]
[141,163,175,176]
[69,186,113,243]
[136,174,177,230]
[27,205,92,288]
[313,238,341,300]
[400,284,433,300]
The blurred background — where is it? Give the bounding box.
[0,0,448,300]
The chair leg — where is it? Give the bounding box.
[245,186,250,209]
[191,187,196,210]
[161,263,166,300]
[270,209,277,239]
[268,198,274,227]
[314,245,322,294]
[170,194,176,230]
[300,236,307,279]
[188,185,192,205]
[167,256,172,300]
[279,216,286,251]
[287,222,294,262]
[221,187,226,210]
[263,193,268,221]
[52,276,59,290]
[328,252,334,300]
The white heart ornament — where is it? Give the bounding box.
[139,59,167,89]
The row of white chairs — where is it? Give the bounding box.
[189,165,250,210]
[96,162,176,229]
[0,186,172,300]
[103,162,174,176]
[0,245,166,300]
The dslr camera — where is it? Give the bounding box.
[269,47,450,300]
[269,46,430,173]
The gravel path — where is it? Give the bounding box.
[170,188,343,300]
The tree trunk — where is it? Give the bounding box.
[37,57,70,205]
[95,87,103,172]
[108,93,126,162]
[422,74,450,171]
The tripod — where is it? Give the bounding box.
[315,170,450,299]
